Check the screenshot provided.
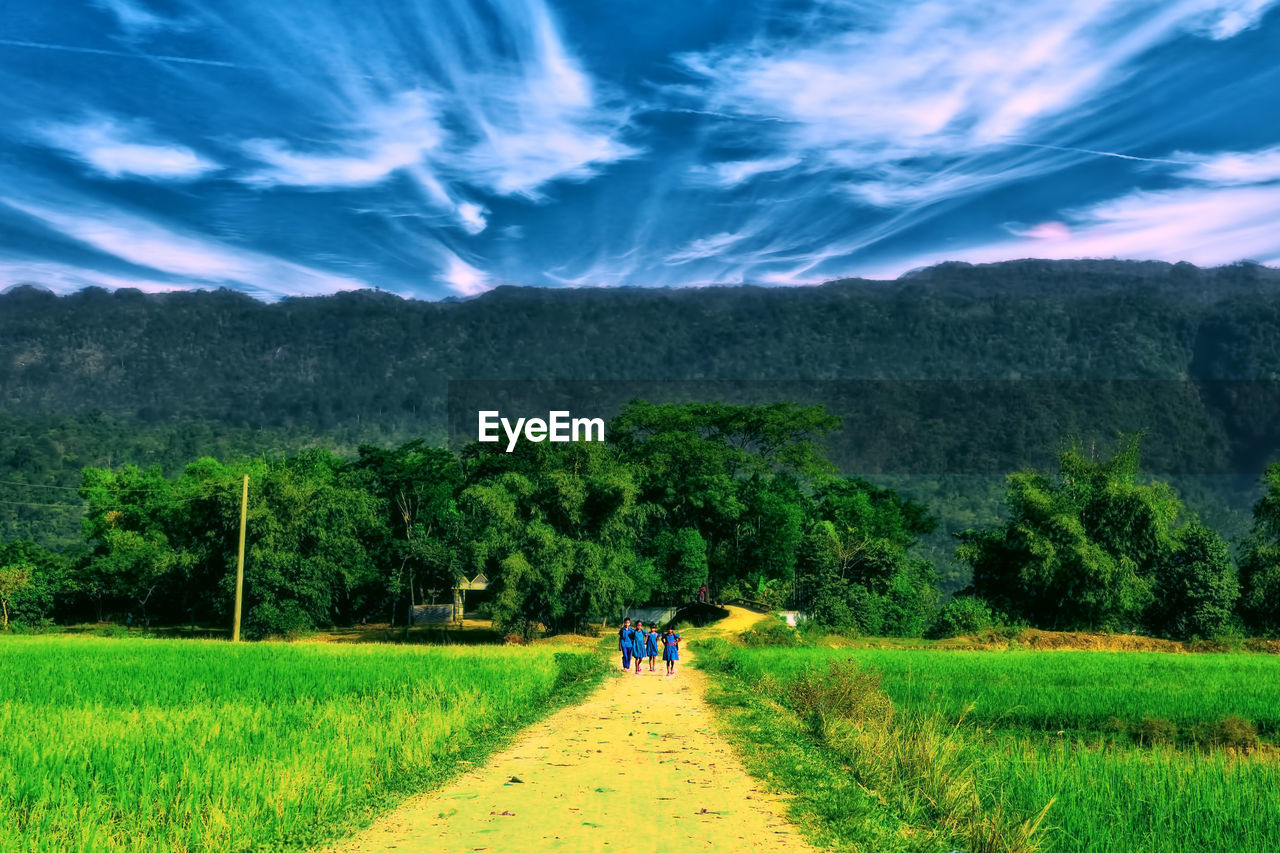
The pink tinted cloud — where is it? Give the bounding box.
[1015,221,1072,241]
[878,182,1280,276]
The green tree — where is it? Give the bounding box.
[233,450,384,636]
[351,440,463,630]
[794,477,939,636]
[957,435,1183,632]
[728,476,806,605]
[460,441,649,636]
[653,527,709,602]
[1154,521,1239,640]
[0,563,32,630]
[1241,463,1280,635]
[0,540,67,627]
[611,401,839,598]
[79,465,184,622]
[79,451,387,636]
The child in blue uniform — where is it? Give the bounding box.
[645,626,659,671]
[618,618,633,670]
[631,620,648,674]
[662,627,681,676]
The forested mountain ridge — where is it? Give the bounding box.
[3,258,1280,551]
[4,259,1280,431]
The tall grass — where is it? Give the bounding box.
[0,636,603,853]
[698,642,1280,853]
[700,640,1049,852]
[720,648,1280,735]
[986,737,1280,853]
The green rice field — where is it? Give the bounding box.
[728,647,1280,737]
[0,636,603,853]
[697,640,1280,853]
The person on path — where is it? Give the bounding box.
[698,584,709,604]
[645,625,659,671]
[631,620,648,674]
[662,627,681,676]
[618,618,633,670]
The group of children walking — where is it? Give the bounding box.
[616,618,680,676]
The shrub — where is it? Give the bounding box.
[756,579,792,612]
[1101,716,1128,736]
[1208,624,1246,649]
[551,652,599,690]
[718,582,746,603]
[1193,715,1260,751]
[8,618,55,635]
[692,636,734,673]
[1136,716,1177,746]
[780,659,1047,853]
[930,596,998,639]
[676,604,731,627]
[248,600,313,640]
[787,659,894,731]
[740,617,802,648]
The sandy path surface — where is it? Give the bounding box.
[328,608,814,853]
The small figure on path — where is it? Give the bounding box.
[698,583,708,604]
[619,618,633,670]
[645,624,659,671]
[631,620,648,674]
[662,626,681,676]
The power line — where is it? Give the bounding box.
[0,479,85,492]
[0,498,86,509]
[0,477,186,493]
[0,478,238,501]
[0,490,233,509]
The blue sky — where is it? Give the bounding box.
[2,0,1279,300]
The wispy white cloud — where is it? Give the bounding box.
[4,0,1277,297]
[1174,145,1280,185]
[450,4,641,197]
[689,156,802,188]
[0,257,185,294]
[34,115,220,181]
[92,0,182,35]
[664,232,751,265]
[217,0,636,232]
[1192,0,1277,37]
[240,91,442,190]
[1002,141,1194,165]
[1008,221,1073,241]
[677,0,1280,208]
[872,144,1280,275]
[439,250,492,296]
[456,202,489,236]
[3,197,366,297]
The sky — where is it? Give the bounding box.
[1,0,1279,300]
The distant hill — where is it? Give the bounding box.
[3,258,1279,571]
[4,259,1280,428]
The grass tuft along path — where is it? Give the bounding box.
[328,608,814,853]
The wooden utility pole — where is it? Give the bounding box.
[232,474,249,642]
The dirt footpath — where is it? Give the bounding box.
[329,610,814,853]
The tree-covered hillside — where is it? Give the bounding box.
[5,259,1280,427]
[3,259,1279,572]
